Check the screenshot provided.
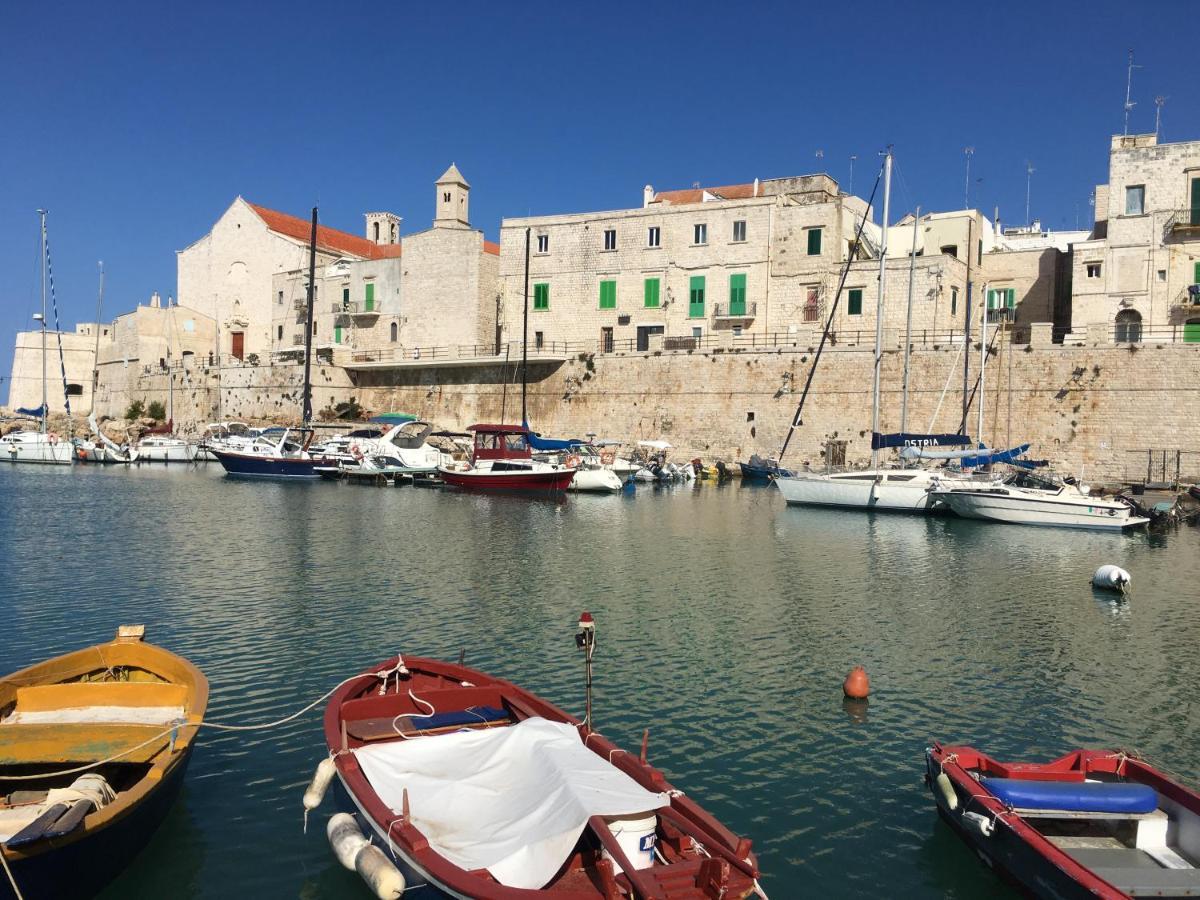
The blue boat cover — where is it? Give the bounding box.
[409,705,509,731]
[982,778,1158,814]
[959,443,1031,468]
[1011,458,1050,469]
[522,421,585,451]
[15,404,45,418]
[871,432,970,450]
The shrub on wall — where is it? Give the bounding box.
[125,400,145,420]
[147,401,166,420]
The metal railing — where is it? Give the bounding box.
[1172,284,1200,309]
[329,301,379,315]
[1163,208,1200,236]
[712,302,758,318]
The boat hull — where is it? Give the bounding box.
[136,444,196,463]
[1,435,74,466]
[438,467,576,492]
[1,745,193,900]
[776,471,937,511]
[211,449,319,479]
[566,468,624,492]
[739,462,792,481]
[937,490,1149,530]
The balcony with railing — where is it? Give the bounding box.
[329,301,380,316]
[1171,284,1200,310]
[1163,208,1200,239]
[712,301,757,320]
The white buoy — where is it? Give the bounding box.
[1092,565,1131,592]
[962,810,995,837]
[327,813,369,871]
[303,757,338,832]
[935,771,958,810]
[355,842,406,899]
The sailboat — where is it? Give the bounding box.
[1,211,75,465]
[210,208,321,480]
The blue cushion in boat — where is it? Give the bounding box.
[409,705,509,731]
[982,778,1158,814]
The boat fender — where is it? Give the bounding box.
[962,811,994,838]
[1092,564,1131,592]
[355,841,407,899]
[327,812,369,871]
[303,757,338,831]
[935,771,958,810]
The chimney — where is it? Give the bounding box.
[754,178,760,197]
[643,185,654,208]
[150,291,161,308]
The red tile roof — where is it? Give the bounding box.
[651,182,758,206]
[248,202,402,260]
[483,240,500,256]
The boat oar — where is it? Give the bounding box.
[42,799,95,840]
[655,806,757,879]
[3,803,70,849]
[586,816,666,900]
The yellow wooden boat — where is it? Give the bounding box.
[0,626,207,899]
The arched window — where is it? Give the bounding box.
[1115,309,1142,343]
[390,322,398,342]
[65,383,83,396]
[373,221,380,242]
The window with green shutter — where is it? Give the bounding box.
[334,324,343,344]
[807,228,822,256]
[847,288,863,315]
[729,273,746,316]
[689,276,706,318]
[599,280,616,309]
[364,282,375,311]
[533,283,549,310]
[644,278,660,308]
[342,287,350,310]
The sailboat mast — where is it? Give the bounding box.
[899,205,919,435]
[301,207,318,426]
[39,209,48,434]
[870,150,893,470]
[91,262,104,413]
[960,217,974,434]
[521,227,530,425]
[977,283,988,445]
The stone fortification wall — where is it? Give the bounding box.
[91,340,1200,482]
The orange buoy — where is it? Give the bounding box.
[843,665,870,700]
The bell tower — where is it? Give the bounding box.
[434,163,470,229]
[365,211,401,245]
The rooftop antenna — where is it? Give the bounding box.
[1123,49,1141,136]
[815,149,824,160]
[1024,161,1035,227]
[1154,95,1167,138]
[963,147,975,210]
[848,154,857,195]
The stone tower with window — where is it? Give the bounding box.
[434,164,470,229]
[364,211,401,245]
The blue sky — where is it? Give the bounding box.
[1,0,1195,384]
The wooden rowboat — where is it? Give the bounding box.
[321,655,761,898]
[926,743,1200,899]
[0,626,207,899]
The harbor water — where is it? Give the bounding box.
[2,465,1199,898]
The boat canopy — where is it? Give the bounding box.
[1011,458,1050,469]
[958,444,1031,468]
[352,717,667,890]
[871,432,970,451]
[466,423,529,434]
[369,412,417,425]
[636,440,672,450]
[16,404,46,418]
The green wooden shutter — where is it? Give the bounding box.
[364,283,375,311]
[848,289,863,315]
[342,287,350,309]
[807,229,822,255]
[334,324,343,344]
[689,276,705,318]
[599,281,616,309]
[729,273,746,315]
[1191,178,1200,225]
[534,283,549,310]
[1006,289,1015,310]
[644,278,660,308]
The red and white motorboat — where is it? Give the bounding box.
[926,743,1200,899]
[438,424,576,492]
[313,642,762,899]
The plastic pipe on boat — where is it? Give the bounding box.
[327,813,369,871]
[355,842,406,899]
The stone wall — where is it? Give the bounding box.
[6,329,98,413]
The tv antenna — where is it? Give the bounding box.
[963,147,975,210]
[1024,161,1036,226]
[1154,95,1167,138]
[1123,49,1142,136]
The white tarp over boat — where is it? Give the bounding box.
[353,716,668,889]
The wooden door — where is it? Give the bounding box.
[231,331,244,360]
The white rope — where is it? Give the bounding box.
[927,334,968,433]
[0,846,24,900]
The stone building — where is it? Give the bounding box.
[1071,133,1200,341]
[270,164,500,361]
[177,197,402,362]
[6,322,110,414]
[497,175,982,355]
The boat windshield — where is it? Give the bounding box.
[1005,470,1062,491]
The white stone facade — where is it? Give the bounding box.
[1071,133,1200,338]
[6,327,102,414]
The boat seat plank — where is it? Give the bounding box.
[13,682,187,712]
[0,723,172,764]
[1090,866,1200,896]
[1013,807,1161,821]
[347,707,511,742]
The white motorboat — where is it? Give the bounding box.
[562,448,624,492]
[1,430,74,465]
[196,422,255,460]
[776,467,949,511]
[592,440,642,482]
[136,435,198,463]
[932,471,1150,530]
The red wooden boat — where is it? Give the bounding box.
[318,654,761,898]
[438,424,576,492]
[926,743,1200,899]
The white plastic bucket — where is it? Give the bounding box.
[601,814,658,873]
